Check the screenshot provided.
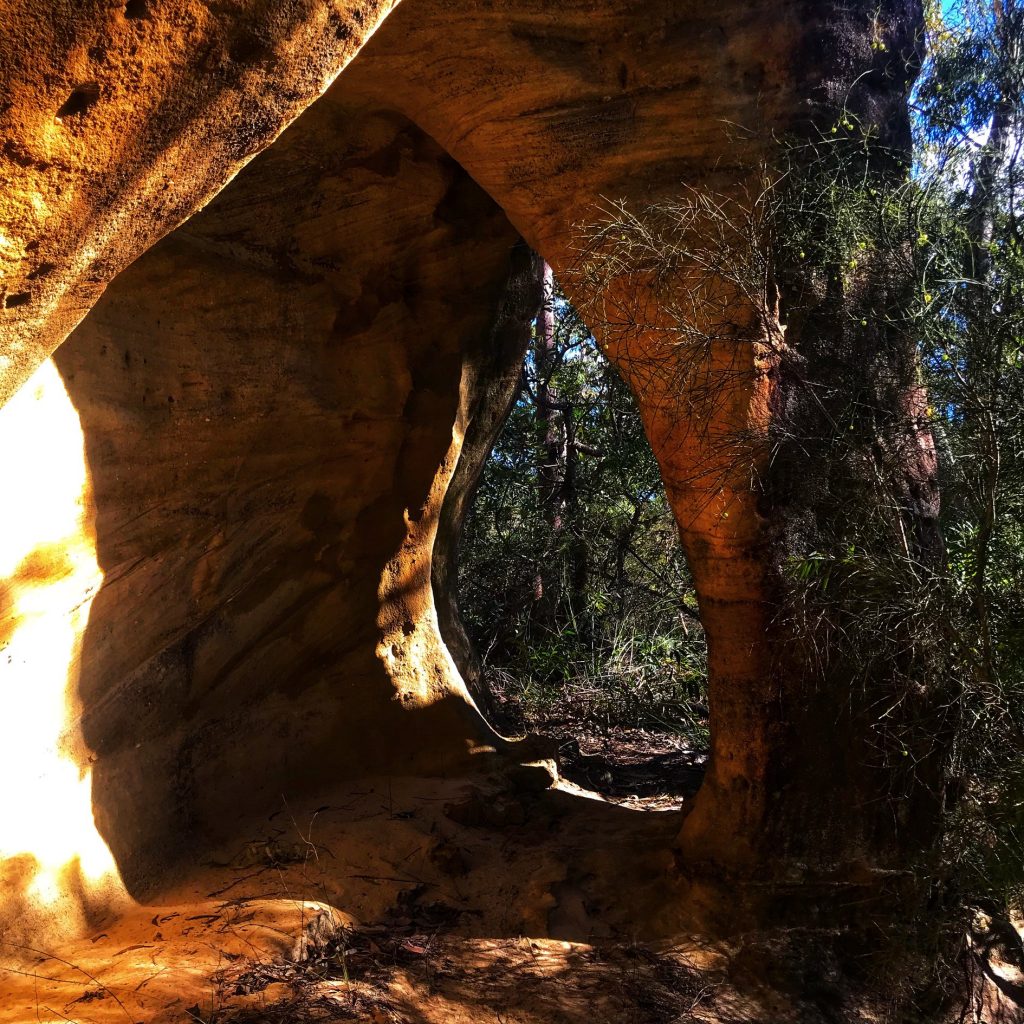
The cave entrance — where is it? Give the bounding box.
[457,264,709,808]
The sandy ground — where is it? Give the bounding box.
[2,769,1020,1023]
[0,772,737,1024]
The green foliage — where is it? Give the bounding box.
[781,0,1024,919]
[908,0,1024,915]
[458,284,708,740]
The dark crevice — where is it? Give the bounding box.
[56,83,100,121]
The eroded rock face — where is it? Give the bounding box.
[0,0,931,944]
[55,91,529,888]
[0,71,534,940]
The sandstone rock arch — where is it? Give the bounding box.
[0,0,934,953]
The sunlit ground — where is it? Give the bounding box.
[0,359,123,934]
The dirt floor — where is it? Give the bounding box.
[1,766,1021,1023]
[0,769,730,1024]
[482,670,710,813]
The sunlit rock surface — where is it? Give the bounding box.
[0,359,127,943]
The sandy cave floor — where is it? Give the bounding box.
[8,765,1017,1024]
[0,770,751,1024]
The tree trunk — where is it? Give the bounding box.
[961,3,1018,683]
[532,260,563,625]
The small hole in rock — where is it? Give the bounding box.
[56,83,100,122]
[27,262,56,280]
[5,292,30,308]
[124,0,149,17]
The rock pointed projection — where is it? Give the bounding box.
[0,0,939,971]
